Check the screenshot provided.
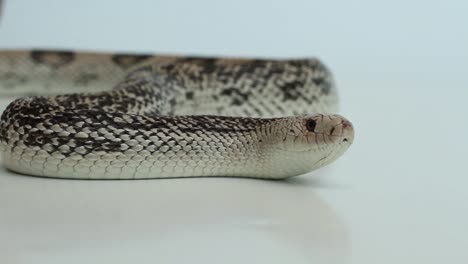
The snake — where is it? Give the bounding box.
[0,50,354,179]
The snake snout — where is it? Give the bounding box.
[318,114,354,145]
[339,118,354,144]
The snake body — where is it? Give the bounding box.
[0,50,353,179]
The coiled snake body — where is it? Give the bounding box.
[0,50,354,179]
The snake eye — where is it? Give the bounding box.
[306,119,317,132]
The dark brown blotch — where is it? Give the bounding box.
[111,54,152,69]
[30,50,75,68]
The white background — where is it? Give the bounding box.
[1,0,467,263]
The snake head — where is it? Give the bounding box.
[265,114,354,177]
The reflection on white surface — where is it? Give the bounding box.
[0,169,349,264]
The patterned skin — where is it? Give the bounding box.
[0,50,353,179]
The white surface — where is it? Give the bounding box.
[0,0,467,263]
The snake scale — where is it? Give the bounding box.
[0,50,354,179]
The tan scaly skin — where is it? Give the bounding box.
[0,49,354,179]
